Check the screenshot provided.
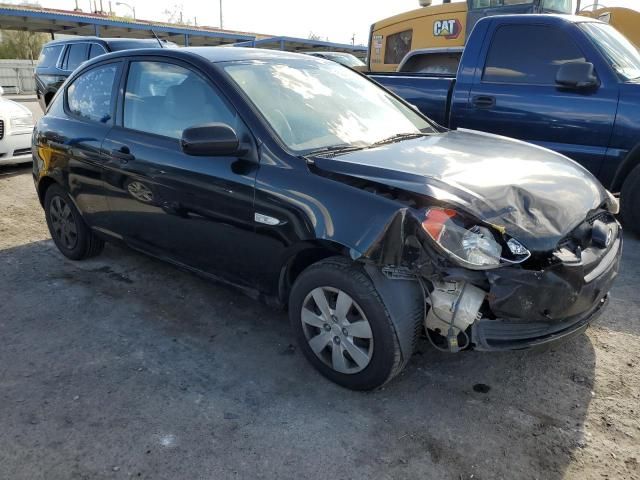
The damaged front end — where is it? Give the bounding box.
[372,205,621,353]
[308,130,622,354]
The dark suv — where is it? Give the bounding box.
[32,47,621,390]
[34,37,175,111]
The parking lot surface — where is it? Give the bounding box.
[1,104,639,480]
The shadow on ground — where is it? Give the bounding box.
[0,237,608,480]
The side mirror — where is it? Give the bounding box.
[556,61,599,90]
[181,123,239,156]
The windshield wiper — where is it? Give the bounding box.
[370,132,429,147]
[304,143,368,156]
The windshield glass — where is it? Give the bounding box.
[580,22,640,81]
[324,53,365,67]
[470,0,571,12]
[223,59,432,153]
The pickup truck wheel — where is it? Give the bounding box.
[620,164,640,236]
[44,184,104,260]
[289,257,403,391]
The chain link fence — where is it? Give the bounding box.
[0,60,36,94]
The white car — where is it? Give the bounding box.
[0,88,34,165]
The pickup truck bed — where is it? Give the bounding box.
[369,73,455,127]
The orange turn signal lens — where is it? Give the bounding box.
[422,208,457,241]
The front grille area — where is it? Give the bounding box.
[0,120,4,140]
[12,148,31,156]
[557,210,616,252]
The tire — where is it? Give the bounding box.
[620,164,640,236]
[44,184,104,260]
[289,256,404,390]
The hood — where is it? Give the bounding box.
[0,98,33,118]
[311,129,608,253]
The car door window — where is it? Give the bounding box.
[123,61,237,140]
[482,25,586,85]
[88,43,107,60]
[67,63,118,123]
[64,43,89,71]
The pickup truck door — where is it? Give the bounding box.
[458,23,618,177]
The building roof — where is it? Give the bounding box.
[0,3,368,55]
[0,4,255,45]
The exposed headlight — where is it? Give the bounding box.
[10,114,34,132]
[421,207,530,270]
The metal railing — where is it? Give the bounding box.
[0,60,36,94]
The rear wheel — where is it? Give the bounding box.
[44,184,104,260]
[620,164,640,236]
[289,257,404,390]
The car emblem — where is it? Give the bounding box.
[606,228,613,247]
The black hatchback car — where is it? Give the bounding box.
[32,47,622,390]
[34,37,176,111]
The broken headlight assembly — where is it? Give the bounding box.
[421,207,530,270]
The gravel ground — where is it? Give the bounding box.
[1,137,639,478]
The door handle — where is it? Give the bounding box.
[472,95,496,109]
[110,146,135,163]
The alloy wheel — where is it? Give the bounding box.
[300,286,374,374]
[49,195,78,250]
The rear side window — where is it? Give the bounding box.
[483,25,586,84]
[123,61,237,139]
[88,43,107,59]
[384,30,413,65]
[67,63,118,123]
[63,43,89,71]
[37,45,63,68]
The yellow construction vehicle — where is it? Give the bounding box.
[368,0,573,72]
[579,6,640,47]
[368,0,639,73]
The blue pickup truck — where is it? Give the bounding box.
[370,14,640,234]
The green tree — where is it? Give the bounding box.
[0,30,50,61]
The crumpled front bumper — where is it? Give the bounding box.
[470,231,622,351]
[472,294,608,351]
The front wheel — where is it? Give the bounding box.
[620,164,640,236]
[289,257,404,390]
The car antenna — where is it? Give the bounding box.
[150,30,164,48]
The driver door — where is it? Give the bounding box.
[101,58,259,287]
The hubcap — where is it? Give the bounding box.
[300,286,374,374]
[49,195,78,250]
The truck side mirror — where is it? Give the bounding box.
[556,61,599,90]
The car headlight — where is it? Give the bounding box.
[421,207,530,270]
[10,115,34,131]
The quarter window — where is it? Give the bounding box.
[67,64,118,123]
[88,43,107,59]
[482,25,586,84]
[384,30,413,65]
[123,61,237,139]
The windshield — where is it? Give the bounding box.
[223,59,432,153]
[580,22,640,81]
[469,0,571,13]
[324,53,366,67]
